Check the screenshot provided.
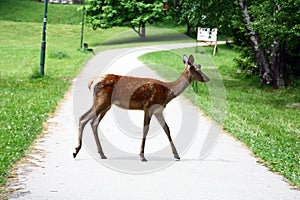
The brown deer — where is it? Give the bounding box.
[73,54,210,161]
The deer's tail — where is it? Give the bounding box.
[88,78,96,90]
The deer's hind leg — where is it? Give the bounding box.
[139,110,153,162]
[90,106,110,159]
[73,107,96,158]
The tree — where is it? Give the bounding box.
[237,0,272,84]
[85,0,165,40]
[178,0,238,37]
[237,0,300,87]
[178,0,299,87]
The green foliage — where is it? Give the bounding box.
[249,0,300,50]
[230,16,256,74]
[233,56,257,77]
[85,0,165,38]
[139,45,300,188]
[178,0,239,36]
[0,0,82,25]
[235,0,300,81]
[178,0,300,84]
[86,0,164,28]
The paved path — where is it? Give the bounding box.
[6,43,300,199]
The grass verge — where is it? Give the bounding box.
[138,45,300,188]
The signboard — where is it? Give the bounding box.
[196,28,218,55]
[197,28,218,42]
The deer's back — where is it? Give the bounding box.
[94,74,173,110]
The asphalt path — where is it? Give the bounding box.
[5,43,300,199]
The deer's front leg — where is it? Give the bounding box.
[155,112,180,160]
[140,110,152,162]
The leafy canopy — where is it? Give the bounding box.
[178,0,238,36]
[249,0,300,52]
[85,0,165,30]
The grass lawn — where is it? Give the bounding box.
[139,45,300,188]
[0,0,81,25]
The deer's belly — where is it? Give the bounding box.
[112,94,167,111]
[111,81,169,110]
[112,97,151,110]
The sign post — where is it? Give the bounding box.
[40,0,48,76]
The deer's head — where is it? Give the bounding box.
[183,54,210,83]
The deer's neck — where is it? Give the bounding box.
[167,69,191,99]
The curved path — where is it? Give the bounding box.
[6,43,299,199]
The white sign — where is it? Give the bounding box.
[197,28,218,42]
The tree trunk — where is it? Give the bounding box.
[237,0,272,84]
[279,41,289,86]
[270,40,288,88]
[187,24,193,37]
[141,23,146,41]
[131,23,146,40]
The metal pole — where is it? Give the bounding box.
[40,0,48,76]
[80,0,85,49]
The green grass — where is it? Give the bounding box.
[138,45,300,188]
[0,0,82,25]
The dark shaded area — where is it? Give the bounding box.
[100,30,191,46]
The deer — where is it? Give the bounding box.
[73,54,210,162]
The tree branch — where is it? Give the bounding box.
[131,24,141,36]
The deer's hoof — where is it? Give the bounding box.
[174,155,180,160]
[100,155,107,159]
[140,157,148,162]
[139,154,147,162]
[73,149,79,159]
[73,147,81,159]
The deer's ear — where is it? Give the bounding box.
[183,55,188,64]
[188,55,194,65]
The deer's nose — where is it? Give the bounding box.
[203,75,210,82]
